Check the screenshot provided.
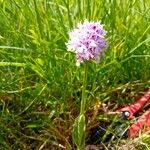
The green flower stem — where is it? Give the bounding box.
[78,63,88,150]
[80,63,88,115]
[72,63,88,150]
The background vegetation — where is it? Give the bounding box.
[0,0,150,149]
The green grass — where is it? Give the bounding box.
[0,0,150,149]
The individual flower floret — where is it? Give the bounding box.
[66,20,107,66]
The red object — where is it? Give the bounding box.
[116,89,150,138]
[117,89,150,120]
[128,109,150,138]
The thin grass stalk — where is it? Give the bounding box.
[77,0,83,21]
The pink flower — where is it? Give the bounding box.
[66,20,107,66]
